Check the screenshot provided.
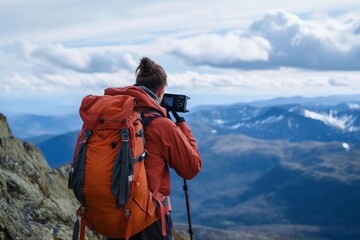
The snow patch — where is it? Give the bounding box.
[348,103,360,110]
[288,119,292,128]
[304,109,358,131]
[342,142,350,151]
[288,106,299,112]
[230,123,246,129]
[213,119,225,125]
[255,115,284,125]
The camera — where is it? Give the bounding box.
[161,93,190,112]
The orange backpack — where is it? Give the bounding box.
[68,94,168,240]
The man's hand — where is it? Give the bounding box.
[169,111,185,123]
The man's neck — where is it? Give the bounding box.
[134,84,160,104]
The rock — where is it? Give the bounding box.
[0,113,104,240]
[0,114,12,138]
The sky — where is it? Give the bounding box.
[1,0,360,116]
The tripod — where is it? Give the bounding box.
[183,178,193,240]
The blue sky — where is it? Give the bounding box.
[1,0,360,116]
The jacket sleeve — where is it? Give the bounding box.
[156,118,202,180]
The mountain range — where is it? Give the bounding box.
[172,134,360,240]
[187,102,360,143]
[7,113,82,139]
[5,94,360,240]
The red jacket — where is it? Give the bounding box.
[104,86,202,196]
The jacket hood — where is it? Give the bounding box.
[104,86,167,116]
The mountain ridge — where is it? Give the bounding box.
[6,94,360,139]
[187,102,360,143]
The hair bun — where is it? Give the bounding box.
[139,57,155,75]
[135,56,168,93]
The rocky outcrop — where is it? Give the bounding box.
[0,114,12,138]
[0,114,104,240]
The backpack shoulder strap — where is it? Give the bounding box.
[141,109,164,127]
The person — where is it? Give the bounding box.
[104,57,202,240]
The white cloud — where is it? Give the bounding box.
[249,10,360,70]
[3,41,138,73]
[345,17,360,35]
[1,71,134,94]
[2,10,360,73]
[166,69,360,97]
[168,32,271,64]
[176,11,360,70]
[2,67,359,97]
[164,10,360,70]
[2,1,359,45]
[1,3,360,112]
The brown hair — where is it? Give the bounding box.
[135,57,167,93]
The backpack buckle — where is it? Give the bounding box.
[121,129,129,142]
[124,209,131,216]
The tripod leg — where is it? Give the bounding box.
[183,179,193,240]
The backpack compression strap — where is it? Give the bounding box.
[111,128,147,208]
[112,128,132,208]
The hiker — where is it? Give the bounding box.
[69,56,201,240]
[104,57,202,239]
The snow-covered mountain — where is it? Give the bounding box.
[188,102,360,143]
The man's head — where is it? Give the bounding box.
[135,57,167,102]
